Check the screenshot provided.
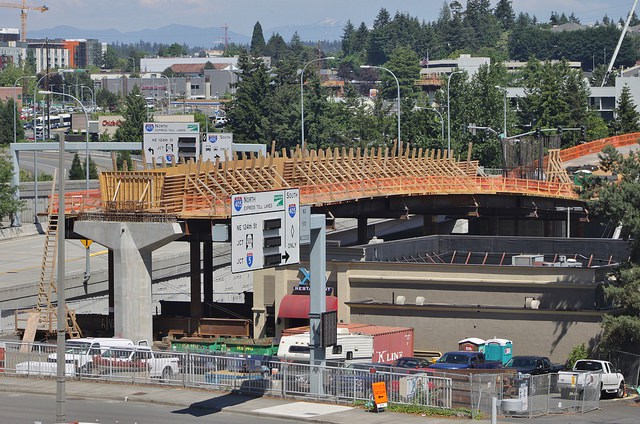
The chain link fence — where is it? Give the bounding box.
[609,350,640,389]
[0,341,608,419]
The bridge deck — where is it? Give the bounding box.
[49,135,640,219]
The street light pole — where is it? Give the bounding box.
[33,71,63,224]
[160,74,171,114]
[447,70,464,157]
[41,90,92,284]
[301,56,334,152]
[13,75,35,144]
[40,90,89,424]
[426,107,444,143]
[495,86,507,138]
[361,65,402,156]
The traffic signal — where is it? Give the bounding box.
[580,125,586,142]
[535,127,541,138]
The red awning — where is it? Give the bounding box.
[278,295,338,319]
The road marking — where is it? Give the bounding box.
[0,250,107,276]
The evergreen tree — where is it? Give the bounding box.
[114,85,147,144]
[494,0,515,31]
[341,20,356,55]
[250,21,266,55]
[0,150,23,221]
[226,50,271,144]
[465,0,501,49]
[0,100,12,145]
[614,84,640,134]
[586,146,640,354]
[87,155,99,179]
[373,8,391,29]
[265,33,289,63]
[69,153,85,180]
[114,85,146,170]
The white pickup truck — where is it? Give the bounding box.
[557,359,625,399]
[93,345,180,380]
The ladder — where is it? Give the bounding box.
[23,170,83,341]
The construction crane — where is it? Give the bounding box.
[0,1,48,42]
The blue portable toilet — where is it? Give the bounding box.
[484,338,513,365]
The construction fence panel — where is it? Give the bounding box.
[548,372,601,414]
[609,350,640,389]
[469,373,503,420]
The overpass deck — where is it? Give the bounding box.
[46,134,640,219]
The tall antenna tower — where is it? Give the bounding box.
[220,24,229,51]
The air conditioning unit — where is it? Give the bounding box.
[530,299,540,310]
[416,296,425,306]
[396,295,406,305]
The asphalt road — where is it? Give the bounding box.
[0,391,295,424]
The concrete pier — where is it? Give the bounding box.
[74,221,183,343]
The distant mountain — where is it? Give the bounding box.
[29,24,249,47]
[29,20,344,47]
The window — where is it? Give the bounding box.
[332,345,342,355]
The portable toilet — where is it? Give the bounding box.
[458,337,486,352]
[484,338,513,365]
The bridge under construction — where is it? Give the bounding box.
[21,134,640,345]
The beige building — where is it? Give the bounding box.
[252,236,621,363]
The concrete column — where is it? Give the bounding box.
[189,240,202,319]
[108,249,114,317]
[336,264,351,324]
[357,217,368,244]
[273,268,289,337]
[203,241,213,312]
[74,221,182,344]
[422,215,438,235]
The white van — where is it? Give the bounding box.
[47,337,143,374]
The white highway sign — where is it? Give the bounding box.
[231,189,300,273]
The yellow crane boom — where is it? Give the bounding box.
[0,1,48,42]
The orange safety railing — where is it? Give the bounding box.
[158,174,578,219]
[559,133,640,162]
[49,189,102,214]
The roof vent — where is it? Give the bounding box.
[416,296,425,306]
[395,295,406,305]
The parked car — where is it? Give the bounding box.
[428,351,503,370]
[506,356,565,375]
[93,346,180,380]
[47,337,138,375]
[391,357,432,369]
[506,356,565,394]
[557,359,625,399]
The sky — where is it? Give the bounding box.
[0,0,637,36]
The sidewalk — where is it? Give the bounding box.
[0,375,474,424]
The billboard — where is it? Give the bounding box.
[142,122,200,164]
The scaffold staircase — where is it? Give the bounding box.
[20,171,83,342]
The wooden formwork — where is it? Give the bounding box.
[96,144,578,219]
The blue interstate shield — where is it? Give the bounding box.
[288,203,297,218]
[145,123,155,132]
[234,197,243,212]
[208,135,218,143]
[246,252,253,267]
